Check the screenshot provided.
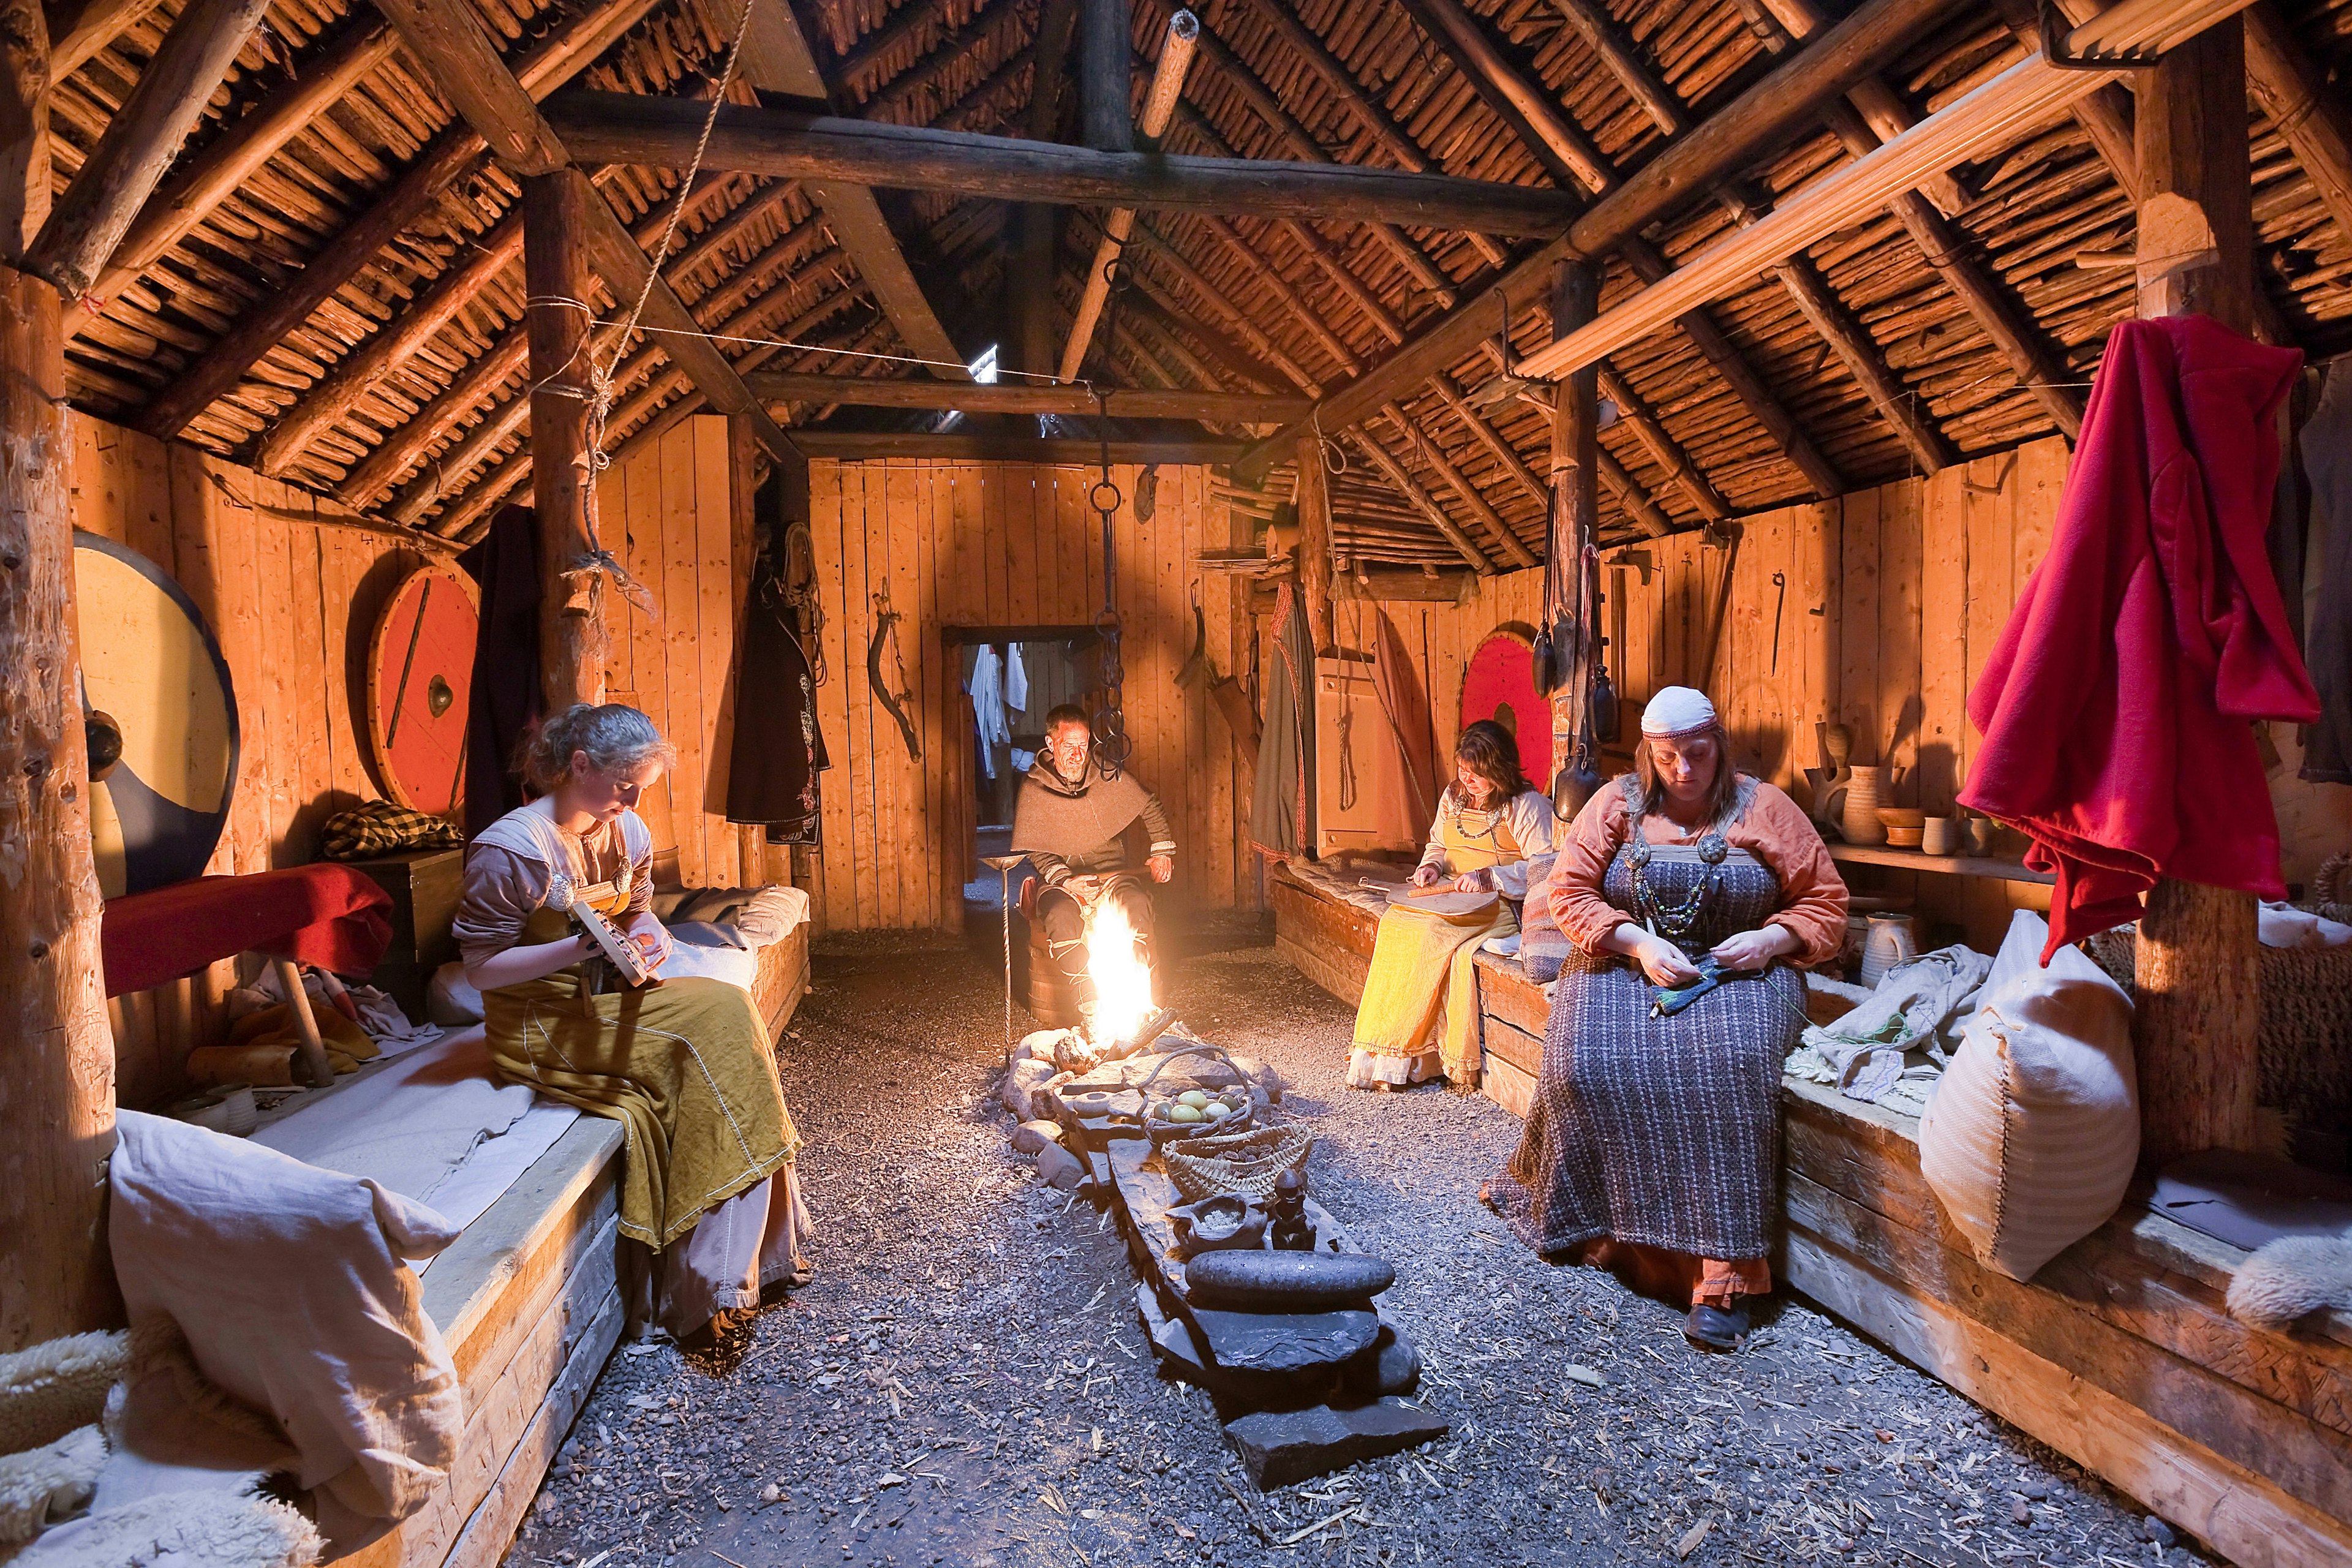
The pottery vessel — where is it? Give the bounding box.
[1964,814,1997,856]
[1921,816,1959,856]
[1841,764,1893,845]
[1860,913,1920,987]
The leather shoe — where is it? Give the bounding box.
[1684,1301,1749,1351]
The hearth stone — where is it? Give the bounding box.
[1373,1323,1420,1396]
[1223,1400,1451,1490]
[1185,1250,1396,1312]
[1189,1306,1381,1373]
[1010,1120,1063,1155]
[1035,1142,1088,1191]
[1225,1055,1286,1102]
[1002,1060,1054,1118]
[1135,1285,1376,1411]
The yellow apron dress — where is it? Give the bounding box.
[1346,801,1526,1089]
[478,820,799,1251]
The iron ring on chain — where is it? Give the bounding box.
[1090,479,1123,514]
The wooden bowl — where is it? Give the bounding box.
[1877,807,1927,831]
[1883,826,1926,848]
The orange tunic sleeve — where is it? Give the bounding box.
[1725,781,1850,967]
[1545,780,1635,954]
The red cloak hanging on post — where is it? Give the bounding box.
[1961,314,2320,960]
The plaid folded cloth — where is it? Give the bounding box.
[321,801,462,861]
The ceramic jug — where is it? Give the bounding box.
[1841,764,1893,845]
[1860,913,1920,987]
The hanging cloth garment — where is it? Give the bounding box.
[1006,642,1030,714]
[1250,584,1316,859]
[724,566,830,844]
[2299,360,2352,783]
[1961,315,2320,959]
[456,504,544,839]
[967,646,1011,779]
[1371,608,1439,849]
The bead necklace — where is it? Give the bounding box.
[1447,788,1506,840]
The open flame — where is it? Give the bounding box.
[1085,898,1155,1046]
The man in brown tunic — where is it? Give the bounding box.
[1011,704,1177,1033]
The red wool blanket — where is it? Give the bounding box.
[1961,315,2320,960]
[102,865,394,997]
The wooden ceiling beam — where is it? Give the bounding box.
[731,0,968,377]
[1986,0,2139,200]
[1122,219,1322,396]
[1346,426,1498,575]
[1593,364,1728,521]
[256,209,527,476]
[339,178,783,506]
[1232,0,1955,480]
[1228,0,1507,268]
[26,0,274,298]
[1431,363,1680,539]
[369,0,570,175]
[2243,0,2352,249]
[1752,0,1971,214]
[1381,399,1539,568]
[1111,258,1295,396]
[1172,10,1457,307]
[1188,212,1360,375]
[862,0,1027,120]
[544,91,1586,235]
[1161,97,1406,342]
[65,17,398,334]
[138,0,666,438]
[1616,236,1844,500]
[1517,0,2272,384]
[742,371,1308,421]
[1545,0,1682,138]
[1767,246,1953,473]
[1395,0,1612,194]
[45,0,159,77]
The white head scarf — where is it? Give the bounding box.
[1640,685,1718,740]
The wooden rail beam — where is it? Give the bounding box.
[45,0,160,78]
[2243,0,2352,247]
[1593,364,1728,521]
[1229,0,1507,268]
[1761,240,1954,474]
[1382,399,1539,567]
[371,0,568,174]
[26,0,274,298]
[1175,9,1456,306]
[138,0,666,438]
[1348,426,1499,575]
[65,17,398,335]
[1232,0,1954,480]
[729,0,967,377]
[1396,0,1613,194]
[742,371,1310,421]
[544,92,1586,235]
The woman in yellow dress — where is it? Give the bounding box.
[454,703,811,1340]
[1346,720,1556,1090]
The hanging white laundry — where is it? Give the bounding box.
[967,645,1011,777]
[1006,642,1030,715]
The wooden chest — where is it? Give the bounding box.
[347,846,465,1020]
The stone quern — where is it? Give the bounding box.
[1185,1250,1396,1312]
[1223,1400,1453,1490]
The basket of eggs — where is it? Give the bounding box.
[1136,1042,1258,1145]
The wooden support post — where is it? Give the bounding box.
[1079,0,1134,154]
[2132,17,2260,1166]
[1550,259,1598,790]
[523,173,602,712]
[0,255,117,1347]
[1294,431,1336,656]
[270,959,334,1087]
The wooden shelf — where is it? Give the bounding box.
[1828,843,2053,885]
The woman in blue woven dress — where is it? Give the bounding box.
[1484,687,1846,1350]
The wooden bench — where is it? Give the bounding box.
[331,927,809,1568]
[1269,862,2352,1566]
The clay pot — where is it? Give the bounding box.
[1841,764,1892,845]
[1920,816,1959,856]
[1964,814,1998,856]
[1860,913,1920,987]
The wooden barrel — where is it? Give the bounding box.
[1016,911,1082,1029]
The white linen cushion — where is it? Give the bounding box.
[107,1112,462,1552]
[1916,910,2138,1282]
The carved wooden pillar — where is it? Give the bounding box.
[2132,18,2261,1165]
[523,171,603,711]
[1293,431,1335,657]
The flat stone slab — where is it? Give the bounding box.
[1186,1250,1395,1312]
[1010,1120,1063,1154]
[1189,1306,1381,1373]
[1223,1398,1450,1490]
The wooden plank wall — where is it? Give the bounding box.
[800,461,1253,933]
[69,412,443,1110]
[76,411,766,1110]
[598,415,772,894]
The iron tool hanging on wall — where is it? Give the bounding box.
[870,587,921,760]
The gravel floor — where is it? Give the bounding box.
[509,924,2205,1568]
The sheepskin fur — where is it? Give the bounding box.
[0,1336,127,1457]
[0,1428,104,1545]
[2226,1233,2352,1330]
[9,1490,321,1568]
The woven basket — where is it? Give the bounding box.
[1161,1121,1314,1204]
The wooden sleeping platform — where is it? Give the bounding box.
[1270,864,2352,1567]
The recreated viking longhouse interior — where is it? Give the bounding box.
[5,0,2352,1559]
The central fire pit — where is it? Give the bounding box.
[999,1024,1447,1488]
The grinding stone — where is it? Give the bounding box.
[1189,1306,1381,1373]
[1185,1250,1396,1312]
